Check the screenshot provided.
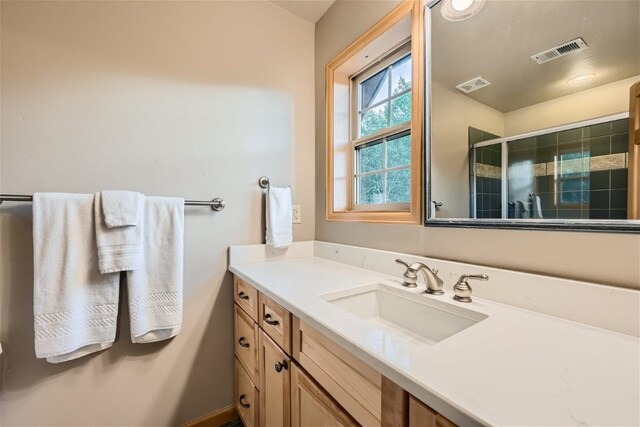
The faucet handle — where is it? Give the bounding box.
[453,274,488,303]
[395,259,410,269]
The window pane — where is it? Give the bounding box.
[387,134,411,168]
[357,141,384,173]
[391,55,411,95]
[390,92,411,127]
[357,173,384,204]
[360,103,389,137]
[360,69,389,109]
[387,168,411,203]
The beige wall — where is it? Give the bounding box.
[504,75,639,136]
[315,0,640,290]
[431,80,504,218]
[0,1,314,425]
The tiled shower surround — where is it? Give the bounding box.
[473,118,629,220]
[470,128,502,219]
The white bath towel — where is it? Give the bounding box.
[33,193,120,363]
[127,197,184,343]
[101,190,141,228]
[266,186,292,248]
[532,194,544,219]
[95,192,144,274]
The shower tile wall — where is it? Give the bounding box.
[507,118,629,220]
[470,128,501,219]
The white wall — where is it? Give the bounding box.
[315,0,640,290]
[504,76,639,136]
[0,1,314,425]
[431,80,504,218]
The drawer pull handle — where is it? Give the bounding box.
[238,337,250,348]
[239,394,250,409]
[263,313,279,326]
[274,360,289,373]
[238,291,249,300]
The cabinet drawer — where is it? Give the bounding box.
[235,304,259,384]
[259,330,291,427]
[236,358,259,427]
[234,276,258,322]
[293,319,382,427]
[291,363,358,427]
[259,293,291,355]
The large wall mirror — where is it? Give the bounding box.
[425,0,640,232]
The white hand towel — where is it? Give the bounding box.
[101,190,140,228]
[95,192,144,274]
[266,186,292,248]
[532,194,544,219]
[33,193,120,363]
[127,197,184,343]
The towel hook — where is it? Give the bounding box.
[258,176,270,189]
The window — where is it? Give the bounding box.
[352,48,412,208]
[325,0,424,224]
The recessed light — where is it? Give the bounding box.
[441,0,486,21]
[567,73,596,86]
[451,0,474,11]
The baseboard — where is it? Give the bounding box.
[182,404,239,427]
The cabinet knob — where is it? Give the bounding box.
[264,313,280,326]
[239,394,250,409]
[238,337,250,348]
[238,291,249,300]
[274,360,289,373]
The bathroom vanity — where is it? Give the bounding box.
[228,242,639,426]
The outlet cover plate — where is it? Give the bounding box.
[293,205,302,224]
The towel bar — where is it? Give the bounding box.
[0,193,226,211]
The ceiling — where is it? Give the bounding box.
[269,0,335,23]
[431,0,640,113]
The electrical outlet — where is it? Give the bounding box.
[292,205,302,224]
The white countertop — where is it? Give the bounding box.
[229,252,640,426]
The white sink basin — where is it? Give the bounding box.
[321,284,487,344]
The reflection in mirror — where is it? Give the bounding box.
[427,0,640,227]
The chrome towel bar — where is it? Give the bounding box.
[0,193,226,211]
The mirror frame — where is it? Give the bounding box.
[423,0,640,234]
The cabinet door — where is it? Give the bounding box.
[291,363,358,427]
[259,330,291,427]
[409,396,457,427]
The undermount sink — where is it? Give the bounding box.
[321,284,487,344]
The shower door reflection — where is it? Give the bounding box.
[470,116,629,220]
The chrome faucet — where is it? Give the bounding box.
[395,259,444,295]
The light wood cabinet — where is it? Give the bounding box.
[409,396,456,427]
[235,276,258,322]
[232,274,458,427]
[259,292,292,355]
[234,304,259,384]
[293,318,382,426]
[291,363,358,427]
[259,330,291,427]
[235,358,259,427]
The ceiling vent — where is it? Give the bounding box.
[531,37,588,64]
[456,76,491,94]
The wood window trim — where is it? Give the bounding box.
[325,0,425,224]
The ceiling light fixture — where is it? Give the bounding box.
[441,0,486,21]
[567,73,596,86]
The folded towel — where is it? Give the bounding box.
[266,186,292,248]
[33,193,120,363]
[127,197,184,343]
[94,192,144,274]
[101,191,141,228]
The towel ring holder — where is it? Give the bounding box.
[258,177,270,189]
